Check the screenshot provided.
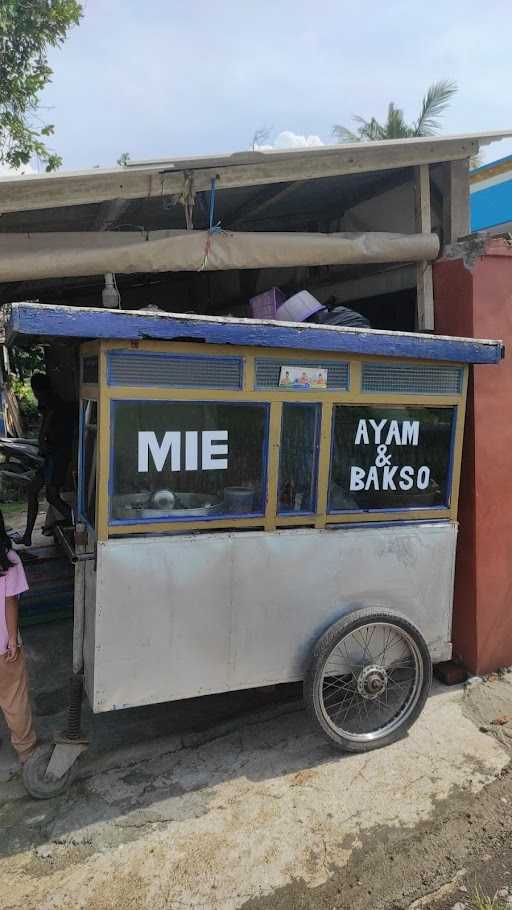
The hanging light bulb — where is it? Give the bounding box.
[102,273,121,309]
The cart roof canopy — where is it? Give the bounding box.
[4,302,504,364]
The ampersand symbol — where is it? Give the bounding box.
[375,444,391,467]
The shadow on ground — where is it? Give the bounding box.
[0,618,461,870]
[0,620,339,858]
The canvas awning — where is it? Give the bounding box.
[0,229,439,281]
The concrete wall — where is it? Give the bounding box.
[434,239,512,674]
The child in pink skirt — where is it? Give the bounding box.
[0,510,36,763]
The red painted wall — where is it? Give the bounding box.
[434,240,512,674]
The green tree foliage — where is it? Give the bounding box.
[8,346,46,428]
[11,345,45,380]
[117,152,131,166]
[333,81,458,143]
[0,0,83,172]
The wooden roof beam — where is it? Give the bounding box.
[414,164,435,332]
[442,159,470,245]
[0,136,483,215]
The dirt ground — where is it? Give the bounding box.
[1,497,512,909]
[242,766,512,910]
[2,646,512,910]
[0,499,512,907]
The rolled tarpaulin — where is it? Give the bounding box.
[0,229,440,281]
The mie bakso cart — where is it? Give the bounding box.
[6,303,503,798]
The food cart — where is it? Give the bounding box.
[5,302,503,798]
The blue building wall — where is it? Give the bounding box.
[470,155,512,232]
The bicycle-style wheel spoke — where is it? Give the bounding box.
[320,621,423,742]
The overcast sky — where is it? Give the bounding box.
[35,0,512,172]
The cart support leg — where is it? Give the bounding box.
[72,523,87,675]
[64,673,84,740]
[45,742,88,781]
[35,675,88,787]
[65,520,88,742]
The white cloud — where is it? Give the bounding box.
[254,130,325,151]
[274,131,324,149]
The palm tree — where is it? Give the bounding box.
[333,81,458,143]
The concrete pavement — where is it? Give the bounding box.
[0,674,510,910]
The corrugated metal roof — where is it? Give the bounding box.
[126,130,512,171]
[470,152,512,177]
[0,130,510,188]
[470,155,512,189]
[0,130,511,217]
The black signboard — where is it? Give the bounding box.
[328,405,455,512]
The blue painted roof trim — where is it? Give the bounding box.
[5,302,504,364]
[470,153,512,176]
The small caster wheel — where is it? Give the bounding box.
[22,744,77,800]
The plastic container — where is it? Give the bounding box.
[223,487,255,514]
[249,288,286,320]
[275,290,324,323]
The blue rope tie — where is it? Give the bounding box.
[208,177,221,233]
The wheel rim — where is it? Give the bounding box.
[319,621,424,743]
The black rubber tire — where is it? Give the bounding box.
[304,607,432,753]
[22,744,76,800]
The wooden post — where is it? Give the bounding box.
[442,158,470,245]
[414,164,434,332]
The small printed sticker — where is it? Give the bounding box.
[279,366,327,389]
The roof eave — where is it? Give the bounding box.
[5,302,505,365]
[1,130,511,216]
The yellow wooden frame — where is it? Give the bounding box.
[79,339,468,542]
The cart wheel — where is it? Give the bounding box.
[22,744,76,800]
[305,608,432,752]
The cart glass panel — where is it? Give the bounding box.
[110,400,269,522]
[81,400,97,527]
[278,403,321,514]
[328,405,456,513]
